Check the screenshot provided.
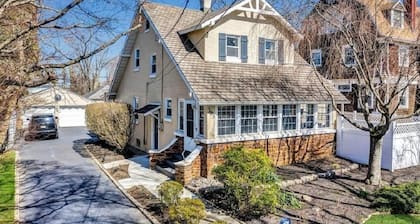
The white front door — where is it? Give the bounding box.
[184,102,196,151]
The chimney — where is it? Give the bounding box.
[405,0,417,30]
[200,0,212,12]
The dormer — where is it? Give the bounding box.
[179,0,303,65]
[387,1,407,28]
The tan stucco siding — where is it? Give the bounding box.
[115,14,190,151]
[203,11,295,64]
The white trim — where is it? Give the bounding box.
[164,98,172,121]
[150,53,157,78]
[399,89,409,109]
[264,39,277,65]
[134,48,140,71]
[342,45,355,67]
[200,128,336,144]
[226,35,241,63]
[178,99,185,131]
[150,114,158,150]
[391,8,405,29]
[177,0,303,40]
[149,138,177,154]
[337,84,352,93]
[398,45,410,67]
[311,49,322,67]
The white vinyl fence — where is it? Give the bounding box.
[336,113,420,171]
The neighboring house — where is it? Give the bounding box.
[86,84,110,102]
[23,86,93,128]
[300,0,420,115]
[109,0,347,184]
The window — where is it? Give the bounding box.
[391,10,404,28]
[178,101,184,130]
[150,54,157,77]
[311,49,322,67]
[301,104,315,129]
[263,105,278,132]
[265,39,277,64]
[165,98,172,120]
[240,105,258,134]
[343,45,355,66]
[337,84,352,92]
[145,19,150,31]
[317,104,331,128]
[199,106,204,135]
[282,104,297,130]
[226,35,240,61]
[134,49,140,70]
[399,45,409,67]
[399,89,409,108]
[217,106,236,136]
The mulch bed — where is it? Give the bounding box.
[276,156,356,181]
[127,185,169,224]
[86,142,134,164]
[106,164,130,180]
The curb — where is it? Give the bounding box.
[86,148,160,224]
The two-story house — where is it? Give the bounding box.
[109,0,347,184]
[300,0,420,115]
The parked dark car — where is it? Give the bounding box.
[25,114,59,140]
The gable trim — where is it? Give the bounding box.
[178,0,303,40]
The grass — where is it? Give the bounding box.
[365,214,420,224]
[0,150,15,223]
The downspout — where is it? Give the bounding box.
[160,41,164,131]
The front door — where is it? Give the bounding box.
[184,102,196,151]
[153,116,159,150]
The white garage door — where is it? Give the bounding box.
[58,107,86,127]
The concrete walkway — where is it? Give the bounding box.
[103,155,194,198]
[103,156,243,224]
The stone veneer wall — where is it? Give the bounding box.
[200,133,335,178]
[149,137,184,169]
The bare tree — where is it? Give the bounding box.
[300,0,420,185]
[0,0,142,147]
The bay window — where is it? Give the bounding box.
[317,104,331,128]
[263,105,278,132]
[301,104,315,129]
[241,105,258,134]
[217,106,236,136]
[282,104,297,130]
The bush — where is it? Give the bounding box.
[372,182,420,214]
[168,198,206,224]
[158,181,183,207]
[213,147,298,219]
[85,102,131,152]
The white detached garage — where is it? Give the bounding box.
[23,87,93,128]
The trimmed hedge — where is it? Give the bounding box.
[372,182,420,214]
[85,102,131,151]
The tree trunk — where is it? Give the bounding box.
[366,135,383,185]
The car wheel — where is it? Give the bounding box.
[55,134,59,139]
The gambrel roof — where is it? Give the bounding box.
[111,1,348,104]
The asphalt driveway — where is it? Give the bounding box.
[17,127,151,224]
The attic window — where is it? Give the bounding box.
[145,19,150,32]
[391,9,404,28]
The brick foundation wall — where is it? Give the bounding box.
[200,133,335,178]
[149,137,183,168]
[175,153,201,185]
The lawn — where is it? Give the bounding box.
[0,151,15,223]
[365,214,420,224]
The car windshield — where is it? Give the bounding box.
[32,117,55,129]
